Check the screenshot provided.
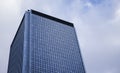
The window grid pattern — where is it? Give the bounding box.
[29,14,85,73]
[8,19,24,73]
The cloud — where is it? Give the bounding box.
[0,0,22,73]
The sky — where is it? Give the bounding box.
[0,0,120,73]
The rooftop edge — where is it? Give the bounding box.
[29,9,74,27]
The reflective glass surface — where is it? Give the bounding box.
[8,18,24,73]
[29,13,85,73]
[7,10,85,73]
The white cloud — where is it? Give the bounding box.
[85,2,93,8]
[114,5,120,21]
[104,68,120,73]
[0,0,22,73]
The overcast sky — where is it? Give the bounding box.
[0,0,120,73]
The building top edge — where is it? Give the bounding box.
[28,9,74,27]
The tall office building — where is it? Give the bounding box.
[7,10,85,73]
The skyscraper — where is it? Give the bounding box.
[7,10,85,73]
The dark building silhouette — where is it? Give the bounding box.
[7,10,85,73]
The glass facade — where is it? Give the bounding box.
[7,10,85,73]
[7,16,25,73]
